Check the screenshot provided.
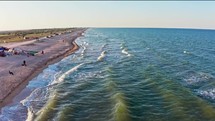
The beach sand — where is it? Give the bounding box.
[0,28,86,109]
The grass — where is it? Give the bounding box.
[0,28,77,43]
[0,35,23,43]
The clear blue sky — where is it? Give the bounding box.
[0,1,215,30]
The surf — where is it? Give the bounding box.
[97,51,107,61]
[51,63,84,85]
[80,41,88,56]
[121,48,131,56]
[112,92,130,121]
[34,91,59,121]
[26,107,35,121]
[81,46,86,56]
[120,43,131,56]
[104,67,131,121]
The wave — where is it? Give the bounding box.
[97,51,107,61]
[51,63,84,85]
[112,92,130,121]
[20,87,50,121]
[80,41,88,56]
[120,43,131,56]
[81,46,86,56]
[83,41,89,46]
[121,48,131,56]
[34,91,59,121]
[23,62,84,121]
[183,50,191,54]
[197,88,215,100]
[104,72,130,121]
[26,108,35,121]
[183,72,214,85]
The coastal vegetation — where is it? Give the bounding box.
[0,28,76,43]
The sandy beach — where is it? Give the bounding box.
[0,28,86,109]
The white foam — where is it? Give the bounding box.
[81,46,86,56]
[183,50,191,54]
[21,87,48,107]
[83,41,89,46]
[198,88,215,100]
[97,51,107,61]
[80,41,88,56]
[184,72,213,85]
[184,76,201,85]
[122,48,131,56]
[26,108,35,121]
[51,63,84,85]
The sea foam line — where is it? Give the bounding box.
[51,63,84,85]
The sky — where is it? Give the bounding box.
[0,1,215,30]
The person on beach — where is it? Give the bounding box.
[22,60,27,66]
[41,50,44,54]
[9,70,14,75]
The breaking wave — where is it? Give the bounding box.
[97,51,107,61]
[120,43,131,56]
[197,88,215,100]
[112,92,130,121]
[51,63,84,85]
[121,48,131,56]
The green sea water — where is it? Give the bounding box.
[1,28,215,121]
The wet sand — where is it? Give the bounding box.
[0,29,86,109]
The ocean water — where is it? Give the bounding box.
[1,28,215,121]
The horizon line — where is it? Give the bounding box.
[0,26,215,32]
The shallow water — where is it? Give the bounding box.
[1,28,215,121]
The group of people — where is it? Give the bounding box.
[8,50,45,76]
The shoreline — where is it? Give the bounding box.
[0,29,85,109]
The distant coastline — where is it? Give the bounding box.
[0,27,214,33]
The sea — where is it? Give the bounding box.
[1,28,215,121]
